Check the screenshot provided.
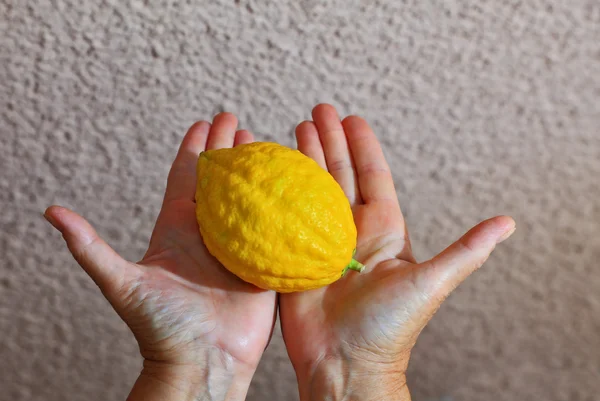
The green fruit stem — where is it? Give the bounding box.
[347,258,365,272]
[342,258,365,276]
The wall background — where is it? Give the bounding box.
[1,1,599,400]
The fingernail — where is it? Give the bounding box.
[496,226,516,244]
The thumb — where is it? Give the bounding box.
[420,215,516,303]
[44,205,138,298]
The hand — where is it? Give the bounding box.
[279,104,516,401]
[45,114,277,401]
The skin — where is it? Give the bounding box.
[45,114,276,401]
[279,104,516,401]
[45,105,515,401]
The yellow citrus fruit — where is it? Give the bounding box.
[195,142,364,292]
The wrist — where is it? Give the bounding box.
[296,355,410,401]
[127,355,256,401]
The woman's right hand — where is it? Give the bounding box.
[279,104,516,400]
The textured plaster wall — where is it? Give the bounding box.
[1,1,599,400]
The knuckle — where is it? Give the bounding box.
[327,158,353,173]
[358,162,390,175]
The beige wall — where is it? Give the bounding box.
[1,1,599,400]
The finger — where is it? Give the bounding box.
[341,115,397,204]
[234,129,254,146]
[43,206,139,299]
[163,121,211,203]
[420,216,516,302]
[312,104,360,204]
[206,112,238,150]
[295,120,327,169]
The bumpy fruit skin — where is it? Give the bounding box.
[195,142,358,292]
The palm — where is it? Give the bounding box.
[46,114,276,370]
[280,105,515,380]
[128,198,276,366]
